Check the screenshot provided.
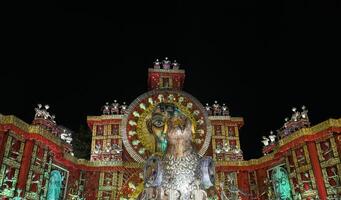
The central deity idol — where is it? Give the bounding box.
[139,103,215,200]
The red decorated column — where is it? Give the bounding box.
[84,171,100,199]
[0,131,9,165]
[17,140,34,190]
[307,141,327,200]
[256,168,268,200]
[237,171,250,200]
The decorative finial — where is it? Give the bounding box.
[153,58,161,69]
[269,130,276,143]
[172,60,179,69]
[162,57,171,69]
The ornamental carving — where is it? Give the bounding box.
[121,90,212,162]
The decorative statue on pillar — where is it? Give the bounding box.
[154,59,161,69]
[162,57,171,70]
[47,170,63,200]
[139,103,215,200]
[172,60,180,70]
[205,103,212,116]
[272,167,293,200]
[111,100,120,115]
[102,102,110,115]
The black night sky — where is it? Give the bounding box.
[2,0,340,159]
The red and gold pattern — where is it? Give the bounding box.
[0,64,340,200]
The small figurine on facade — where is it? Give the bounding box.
[112,144,123,154]
[301,105,309,120]
[105,142,111,153]
[120,102,127,114]
[34,104,53,121]
[205,103,212,115]
[51,115,56,124]
[153,59,161,69]
[261,136,270,146]
[291,107,300,122]
[34,104,43,118]
[222,104,229,116]
[162,57,171,69]
[269,131,276,143]
[233,147,242,155]
[157,94,164,102]
[172,60,180,69]
[212,101,221,116]
[94,143,101,154]
[111,100,120,115]
[167,94,175,102]
[102,102,110,115]
[60,129,68,141]
[43,105,52,119]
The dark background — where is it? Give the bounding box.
[2,0,340,159]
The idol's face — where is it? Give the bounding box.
[150,113,166,138]
[167,115,192,141]
[148,104,178,138]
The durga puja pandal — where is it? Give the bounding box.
[0,58,340,200]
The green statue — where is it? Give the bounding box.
[272,166,292,200]
[47,170,63,200]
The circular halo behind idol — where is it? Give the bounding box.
[121,90,212,162]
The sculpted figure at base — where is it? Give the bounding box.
[47,170,63,200]
[139,103,215,200]
[272,167,293,200]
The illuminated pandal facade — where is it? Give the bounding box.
[0,58,340,200]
